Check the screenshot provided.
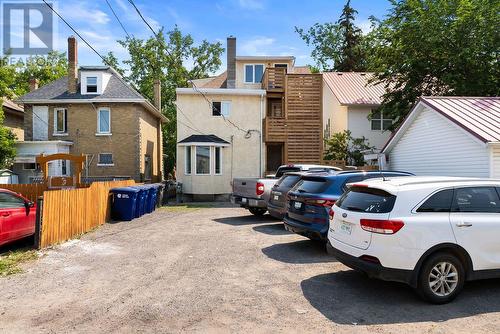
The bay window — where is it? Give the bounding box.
[196,146,210,175]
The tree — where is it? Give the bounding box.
[369,0,500,126]
[0,109,16,169]
[295,0,369,71]
[102,52,125,77]
[324,130,373,166]
[108,26,224,173]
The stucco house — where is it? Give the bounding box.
[15,36,166,184]
[176,37,323,201]
[322,72,391,151]
[382,96,500,178]
[2,98,24,140]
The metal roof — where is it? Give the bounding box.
[420,96,500,143]
[322,72,386,106]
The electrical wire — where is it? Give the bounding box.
[105,0,131,38]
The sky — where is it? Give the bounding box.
[7,0,392,74]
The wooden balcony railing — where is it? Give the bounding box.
[264,117,286,142]
[262,67,286,92]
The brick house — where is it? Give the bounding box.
[15,36,166,183]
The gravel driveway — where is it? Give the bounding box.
[1,204,499,333]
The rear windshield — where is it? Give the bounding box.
[275,175,301,188]
[276,167,301,178]
[293,178,328,194]
[336,186,396,213]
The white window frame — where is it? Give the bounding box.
[53,108,67,136]
[85,76,98,94]
[214,146,222,175]
[185,146,192,175]
[195,146,211,175]
[96,107,111,135]
[97,153,114,167]
[371,110,393,131]
[244,64,265,84]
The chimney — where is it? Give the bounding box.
[67,36,78,94]
[226,36,236,89]
[29,77,39,91]
[153,79,161,110]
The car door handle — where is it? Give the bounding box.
[456,222,473,227]
[1,212,11,217]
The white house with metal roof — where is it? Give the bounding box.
[322,72,390,151]
[382,96,500,178]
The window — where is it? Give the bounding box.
[244,64,264,83]
[451,187,500,213]
[97,108,111,134]
[23,163,39,170]
[212,101,231,117]
[212,102,221,116]
[371,110,393,131]
[293,178,328,194]
[276,175,301,188]
[417,189,454,213]
[98,153,113,166]
[0,192,25,209]
[144,155,152,180]
[185,146,192,174]
[196,146,210,174]
[337,187,397,213]
[215,147,221,174]
[61,160,67,176]
[86,76,98,93]
[274,63,288,72]
[54,108,67,134]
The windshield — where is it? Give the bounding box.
[276,175,301,188]
[336,186,396,213]
[293,178,328,194]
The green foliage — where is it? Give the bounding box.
[295,0,370,71]
[108,26,224,174]
[369,0,500,126]
[102,52,125,77]
[324,130,373,166]
[0,51,67,98]
[0,109,16,169]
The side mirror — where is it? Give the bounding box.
[25,201,34,216]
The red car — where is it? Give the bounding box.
[0,189,36,247]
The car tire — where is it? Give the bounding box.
[416,252,465,304]
[249,208,266,216]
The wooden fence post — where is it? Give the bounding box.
[34,196,43,249]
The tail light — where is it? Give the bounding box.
[360,219,404,234]
[328,208,335,220]
[256,182,265,196]
[304,198,336,207]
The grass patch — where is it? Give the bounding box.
[0,249,38,277]
[160,203,216,212]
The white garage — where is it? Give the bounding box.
[382,97,500,178]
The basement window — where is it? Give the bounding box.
[97,153,114,166]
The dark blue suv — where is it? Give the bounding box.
[283,171,414,241]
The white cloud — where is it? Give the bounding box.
[357,19,374,35]
[60,2,110,25]
[240,36,275,55]
[238,0,264,10]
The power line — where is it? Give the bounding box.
[127,0,158,40]
[41,0,110,66]
[105,0,131,38]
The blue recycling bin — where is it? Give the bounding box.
[149,184,161,212]
[144,185,157,214]
[130,186,147,217]
[110,187,140,221]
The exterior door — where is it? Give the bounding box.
[0,192,32,245]
[33,106,49,140]
[266,143,283,173]
[449,186,500,270]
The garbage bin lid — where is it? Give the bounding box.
[110,187,140,193]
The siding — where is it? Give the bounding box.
[389,107,490,177]
[491,146,500,178]
[347,106,391,151]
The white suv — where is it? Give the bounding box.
[327,176,500,304]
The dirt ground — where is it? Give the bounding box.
[1,204,499,333]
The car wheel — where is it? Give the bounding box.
[249,208,266,216]
[417,252,465,304]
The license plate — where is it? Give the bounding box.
[340,222,352,235]
[294,201,302,209]
[274,195,279,201]
[242,198,247,204]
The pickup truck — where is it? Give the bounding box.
[230,164,342,216]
